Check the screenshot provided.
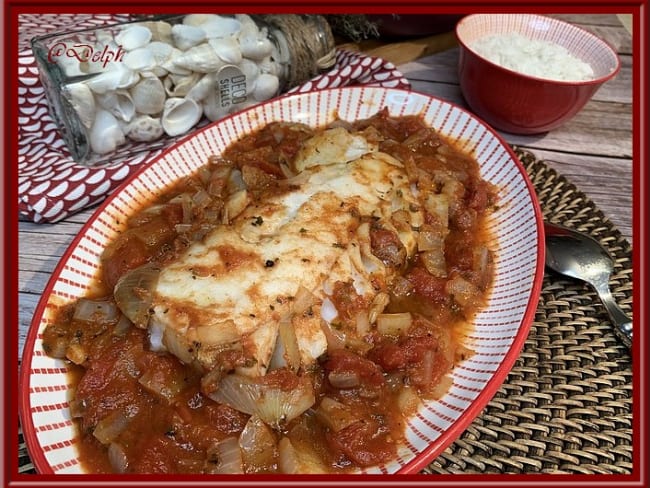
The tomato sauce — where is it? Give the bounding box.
[42,110,497,474]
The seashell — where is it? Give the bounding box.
[161,97,202,136]
[123,46,156,71]
[115,24,152,51]
[239,32,273,61]
[95,90,135,122]
[163,72,201,97]
[200,16,241,39]
[171,24,206,51]
[183,14,219,27]
[130,75,166,115]
[202,91,229,122]
[252,73,279,101]
[160,47,193,75]
[147,41,174,77]
[85,63,138,94]
[139,21,173,44]
[208,37,242,65]
[186,73,216,102]
[56,54,85,77]
[173,43,225,73]
[257,55,280,77]
[65,82,96,129]
[126,114,164,142]
[89,108,126,155]
[238,59,260,88]
[95,29,115,45]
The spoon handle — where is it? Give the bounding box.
[594,282,633,349]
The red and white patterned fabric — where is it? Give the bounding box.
[17,14,410,223]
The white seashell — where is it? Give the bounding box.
[123,46,156,71]
[239,33,273,61]
[139,21,173,43]
[65,82,96,129]
[208,37,242,65]
[186,73,216,102]
[158,47,190,75]
[95,90,135,122]
[236,14,258,33]
[89,108,126,154]
[130,75,166,114]
[171,24,206,51]
[200,16,241,39]
[173,43,225,73]
[163,72,201,97]
[148,41,173,64]
[252,73,279,101]
[95,29,115,45]
[85,64,138,94]
[147,41,174,76]
[202,91,229,122]
[257,55,280,77]
[115,25,152,51]
[126,114,163,142]
[183,14,219,27]
[237,59,259,93]
[161,97,202,136]
[56,54,85,77]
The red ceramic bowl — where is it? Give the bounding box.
[455,14,620,134]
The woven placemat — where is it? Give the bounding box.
[17,148,633,475]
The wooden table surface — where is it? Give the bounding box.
[17,13,633,387]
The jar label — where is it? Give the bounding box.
[217,65,248,110]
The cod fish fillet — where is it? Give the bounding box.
[115,127,422,376]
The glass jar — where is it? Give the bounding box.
[30,14,336,166]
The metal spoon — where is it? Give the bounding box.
[544,222,632,349]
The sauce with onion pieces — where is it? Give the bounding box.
[42,109,498,473]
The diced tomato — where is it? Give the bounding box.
[321,349,385,387]
[325,417,394,467]
[406,266,447,303]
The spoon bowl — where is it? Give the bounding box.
[544,222,632,349]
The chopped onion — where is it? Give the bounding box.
[206,437,244,474]
[138,367,185,403]
[113,263,160,328]
[174,223,193,234]
[107,442,129,473]
[314,397,360,431]
[355,311,370,336]
[327,371,360,389]
[208,373,315,430]
[430,373,454,400]
[420,249,447,278]
[376,312,412,336]
[320,298,338,323]
[72,298,120,324]
[419,350,435,386]
[320,320,346,350]
[368,292,389,324]
[446,273,481,309]
[396,386,421,414]
[222,189,249,224]
[192,188,212,210]
[279,318,301,372]
[239,415,278,473]
[292,285,316,315]
[65,343,88,365]
[424,193,449,231]
[93,410,130,445]
[278,437,327,474]
[112,314,132,336]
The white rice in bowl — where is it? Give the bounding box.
[470,33,595,82]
